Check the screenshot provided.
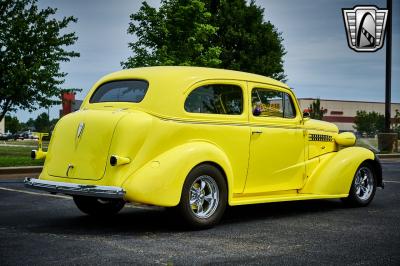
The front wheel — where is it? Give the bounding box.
[177,164,227,229]
[73,196,125,216]
[342,162,377,207]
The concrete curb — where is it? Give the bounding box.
[0,166,43,175]
[377,153,400,159]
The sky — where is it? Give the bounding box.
[14,0,400,122]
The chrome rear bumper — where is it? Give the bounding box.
[24,178,125,199]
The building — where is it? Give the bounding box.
[298,98,400,131]
[59,91,83,117]
[0,118,4,134]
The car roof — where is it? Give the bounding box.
[82,66,291,118]
[97,66,289,90]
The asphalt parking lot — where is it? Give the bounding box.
[0,159,399,265]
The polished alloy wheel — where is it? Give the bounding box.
[354,166,374,201]
[189,175,219,219]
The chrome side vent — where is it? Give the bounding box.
[309,134,333,142]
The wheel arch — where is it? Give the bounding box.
[365,156,383,188]
[122,141,235,207]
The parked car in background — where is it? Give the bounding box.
[0,132,12,140]
[10,131,37,140]
[25,67,383,228]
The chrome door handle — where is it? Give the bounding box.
[252,130,263,134]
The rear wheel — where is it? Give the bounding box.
[177,164,227,229]
[342,162,377,207]
[73,196,125,216]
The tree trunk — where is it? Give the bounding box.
[0,99,11,122]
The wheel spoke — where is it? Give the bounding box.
[197,202,203,214]
[200,180,206,191]
[360,186,366,196]
[204,194,213,203]
[362,175,368,183]
[190,187,198,195]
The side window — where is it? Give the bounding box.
[252,88,296,118]
[184,84,243,115]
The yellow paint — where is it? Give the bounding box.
[37,66,375,207]
[335,132,356,146]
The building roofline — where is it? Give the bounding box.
[298,98,400,105]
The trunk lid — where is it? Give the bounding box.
[46,109,126,180]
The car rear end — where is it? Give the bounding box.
[25,77,154,200]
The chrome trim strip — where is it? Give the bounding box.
[154,115,337,133]
[24,178,125,199]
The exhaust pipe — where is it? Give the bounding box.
[110,155,131,166]
[31,149,47,160]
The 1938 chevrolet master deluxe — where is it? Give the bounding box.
[25,66,383,228]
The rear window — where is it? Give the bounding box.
[89,80,148,103]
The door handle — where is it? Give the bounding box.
[252,130,263,134]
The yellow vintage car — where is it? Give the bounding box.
[25,66,383,228]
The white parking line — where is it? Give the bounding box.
[0,186,155,210]
[385,180,400,184]
[0,186,70,199]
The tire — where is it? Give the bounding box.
[177,164,227,229]
[73,196,125,216]
[342,162,377,207]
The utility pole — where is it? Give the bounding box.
[385,0,392,132]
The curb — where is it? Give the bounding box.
[377,153,400,159]
[0,166,43,175]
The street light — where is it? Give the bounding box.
[385,0,392,132]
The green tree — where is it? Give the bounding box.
[0,0,79,121]
[122,0,221,68]
[5,115,20,133]
[208,0,286,80]
[33,112,50,132]
[308,99,326,120]
[353,110,385,137]
[122,0,286,80]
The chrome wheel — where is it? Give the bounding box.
[189,175,219,219]
[354,166,374,201]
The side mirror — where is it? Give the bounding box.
[303,111,310,119]
[253,107,261,116]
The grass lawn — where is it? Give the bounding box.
[0,145,45,167]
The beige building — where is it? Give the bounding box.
[0,118,4,134]
[298,98,400,131]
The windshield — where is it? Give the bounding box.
[89,80,148,103]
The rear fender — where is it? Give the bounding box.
[121,141,233,207]
[300,147,375,195]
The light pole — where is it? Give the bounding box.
[384,0,392,132]
[378,0,397,152]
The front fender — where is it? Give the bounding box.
[300,147,375,195]
[121,141,233,206]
